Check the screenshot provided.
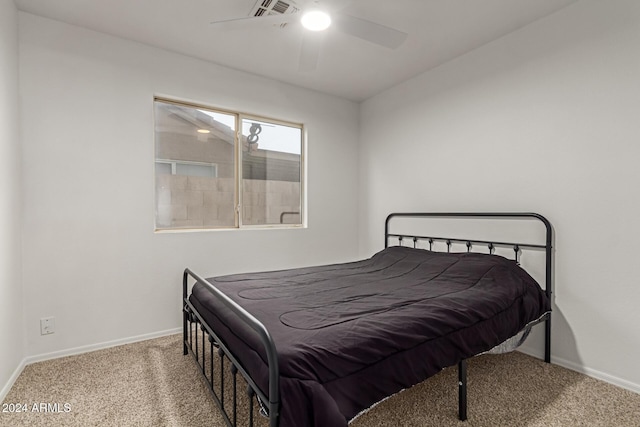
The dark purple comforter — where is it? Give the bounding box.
[190,246,550,427]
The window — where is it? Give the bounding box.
[154,98,304,230]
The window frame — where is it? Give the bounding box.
[154,97,306,232]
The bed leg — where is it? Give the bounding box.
[183,270,189,356]
[545,314,552,363]
[183,309,188,355]
[458,359,468,421]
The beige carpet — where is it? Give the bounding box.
[1,334,639,427]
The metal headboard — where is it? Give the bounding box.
[384,212,553,363]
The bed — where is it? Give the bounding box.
[182,212,553,427]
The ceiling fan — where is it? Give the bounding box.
[210,0,408,71]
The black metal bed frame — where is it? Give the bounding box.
[182,212,553,426]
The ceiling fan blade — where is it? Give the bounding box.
[298,31,324,72]
[333,13,407,49]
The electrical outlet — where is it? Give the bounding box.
[40,317,55,335]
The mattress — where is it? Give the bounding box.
[189,246,550,427]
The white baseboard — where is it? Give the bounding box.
[1,328,181,402]
[550,355,640,395]
[0,358,27,402]
[25,327,182,365]
[518,347,640,395]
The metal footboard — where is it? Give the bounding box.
[183,269,280,427]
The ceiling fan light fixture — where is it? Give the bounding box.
[301,10,331,31]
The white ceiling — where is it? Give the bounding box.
[15,0,578,102]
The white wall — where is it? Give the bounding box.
[359,0,640,392]
[19,13,360,358]
[0,0,24,399]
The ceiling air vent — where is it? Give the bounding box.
[250,0,300,26]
